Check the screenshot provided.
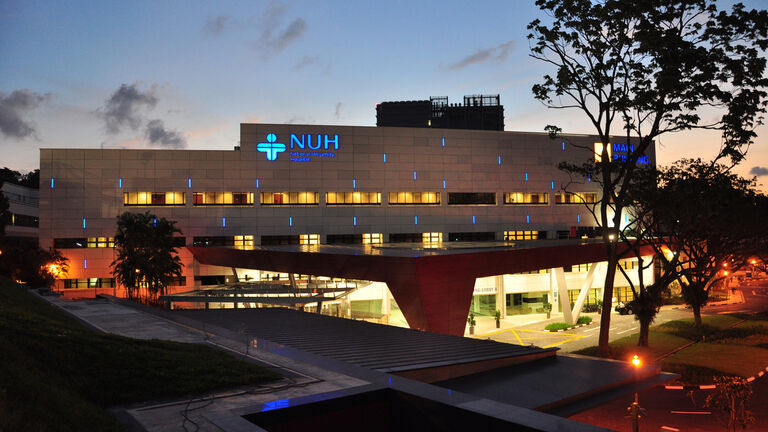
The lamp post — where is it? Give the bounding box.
[628,354,643,432]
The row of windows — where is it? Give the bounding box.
[53,237,184,249]
[120,191,598,207]
[8,213,39,227]
[61,277,186,289]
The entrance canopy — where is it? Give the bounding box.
[187,240,650,335]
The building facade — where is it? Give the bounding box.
[39,123,655,325]
[1,182,39,240]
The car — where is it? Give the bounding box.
[615,301,635,315]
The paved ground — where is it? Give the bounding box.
[470,281,768,353]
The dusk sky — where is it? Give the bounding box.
[2,0,768,187]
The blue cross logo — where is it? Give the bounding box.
[257,133,286,161]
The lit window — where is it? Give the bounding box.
[300,234,320,245]
[260,192,319,205]
[362,233,382,244]
[504,231,540,240]
[620,259,637,270]
[504,192,549,205]
[234,235,254,250]
[422,232,442,243]
[555,192,598,204]
[388,192,441,205]
[193,192,254,206]
[87,237,115,248]
[326,192,381,205]
[123,192,185,206]
[594,142,612,162]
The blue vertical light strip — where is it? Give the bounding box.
[383,153,387,163]
[256,178,260,188]
[414,215,418,225]
[188,178,192,188]
[353,179,356,189]
[50,178,54,188]
[625,213,628,223]
[83,259,87,269]
[153,218,157,227]
[82,218,86,229]
[222,217,226,227]
[551,181,555,190]
[442,179,446,189]
[526,214,530,224]
[562,141,566,151]
[442,137,445,147]
[577,214,581,223]
[472,215,476,225]
[289,216,293,227]
[118,178,122,188]
[353,216,357,226]
[413,170,417,180]
[587,173,591,182]
[524,172,528,182]
[498,155,502,165]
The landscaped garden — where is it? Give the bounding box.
[0,276,281,431]
[574,313,768,384]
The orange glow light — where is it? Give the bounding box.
[751,260,757,265]
[723,271,729,276]
[631,355,641,367]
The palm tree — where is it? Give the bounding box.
[111,211,183,302]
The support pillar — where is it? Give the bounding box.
[553,267,574,325]
[572,262,598,321]
[495,275,506,317]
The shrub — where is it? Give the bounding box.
[546,322,570,331]
[577,316,592,325]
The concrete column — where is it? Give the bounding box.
[572,262,598,321]
[381,284,391,324]
[553,267,574,325]
[495,275,506,317]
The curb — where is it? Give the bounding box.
[661,366,768,391]
[547,322,592,332]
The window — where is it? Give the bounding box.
[326,192,381,205]
[565,263,590,272]
[300,234,320,245]
[63,278,116,289]
[123,192,185,206]
[87,237,115,248]
[363,233,383,244]
[555,192,598,204]
[54,238,87,249]
[620,259,637,270]
[192,192,254,206]
[447,192,496,205]
[260,192,319,205]
[9,213,39,227]
[422,232,442,243]
[194,275,227,286]
[504,231,542,241]
[389,233,422,243]
[504,193,549,205]
[192,236,235,247]
[234,235,254,250]
[388,192,441,205]
[261,235,300,245]
[327,234,363,244]
[448,232,495,242]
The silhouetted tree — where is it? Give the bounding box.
[0,237,68,287]
[528,0,768,356]
[705,376,755,432]
[111,212,183,301]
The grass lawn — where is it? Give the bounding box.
[0,277,281,432]
[574,331,691,361]
[573,313,768,384]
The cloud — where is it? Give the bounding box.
[0,89,50,139]
[254,2,307,55]
[145,119,186,148]
[334,102,342,119]
[295,55,319,69]
[101,83,157,134]
[445,41,515,70]
[204,15,230,35]
[750,166,768,176]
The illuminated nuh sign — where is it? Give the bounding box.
[258,133,340,162]
[594,142,649,164]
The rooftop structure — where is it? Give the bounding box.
[376,94,504,130]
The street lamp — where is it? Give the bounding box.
[628,354,644,432]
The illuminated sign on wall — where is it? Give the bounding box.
[258,133,340,162]
[594,142,649,164]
